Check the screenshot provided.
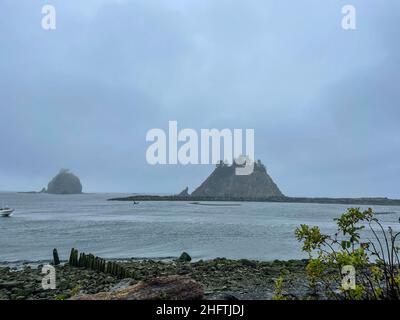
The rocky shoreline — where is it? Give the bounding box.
[0,258,311,300]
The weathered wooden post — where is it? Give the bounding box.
[111,262,117,276]
[69,248,75,266]
[53,248,60,266]
[78,253,83,267]
[81,253,86,267]
[95,257,99,271]
[73,249,79,267]
[89,254,94,269]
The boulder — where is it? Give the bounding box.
[70,275,203,300]
[178,252,192,262]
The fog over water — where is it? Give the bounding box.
[1,0,400,197]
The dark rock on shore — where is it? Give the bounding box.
[178,252,192,262]
[46,169,82,194]
[71,275,203,300]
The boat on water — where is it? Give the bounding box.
[0,207,14,217]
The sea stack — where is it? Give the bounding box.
[177,187,190,197]
[191,160,283,199]
[46,169,83,194]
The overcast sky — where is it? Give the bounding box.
[0,0,399,197]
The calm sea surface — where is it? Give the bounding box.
[1,192,399,263]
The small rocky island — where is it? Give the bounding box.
[110,159,286,202]
[191,160,283,199]
[109,159,400,206]
[44,169,83,194]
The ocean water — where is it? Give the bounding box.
[1,192,399,263]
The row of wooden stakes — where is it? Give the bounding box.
[65,248,131,279]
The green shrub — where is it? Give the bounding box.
[295,208,400,300]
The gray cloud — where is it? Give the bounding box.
[0,0,399,197]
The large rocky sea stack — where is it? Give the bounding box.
[191,160,283,199]
[46,169,83,194]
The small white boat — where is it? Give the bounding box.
[0,207,14,217]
